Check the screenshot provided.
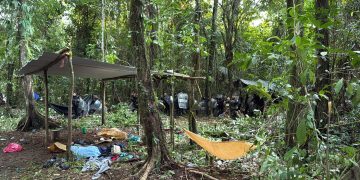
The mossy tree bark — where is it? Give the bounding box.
[285,0,304,147]
[204,0,218,116]
[314,0,331,129]
[16,0,52,131]
[129,0,175,179]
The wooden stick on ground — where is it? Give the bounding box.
[187,169,219,180]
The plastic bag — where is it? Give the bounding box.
[3,143,23,153]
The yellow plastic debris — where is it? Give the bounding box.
[184,129,256,160]
[97,128,128,140]
[48,142,67,152]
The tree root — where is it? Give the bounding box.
[17,109,59,131]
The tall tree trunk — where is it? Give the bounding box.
[314,0,331,129]
[129,0,174,179]
[16,0,47,131]
[205,0,218,116]
[146,0,158,69]
[222,0,240,97]
[225,47,234,96]
[188,0,201,137]
[6,63,14,110]
[4,37,14,114]
[285,0,304,147]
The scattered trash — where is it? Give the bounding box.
[19,138,25,142]
[0,138,6,141]
[186,162,196,168]
[97,128,127,140]
[81,127,87,134]
[115,143,126,149]
[119,152,135,161]
[128,134,141,143]
[3,143,23,153]
[111,145,121,155]
[98,146,112,156]
[43,157,70,170]
[70,145,101,159]
[48,142,67,153]
[74,139,92,146]
[111,154,119,161]
[94,137,112,144]
[43,157,57,168]
[82,157,111,180]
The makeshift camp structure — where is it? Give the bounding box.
[19,48,137,159]
[19,48,204,157]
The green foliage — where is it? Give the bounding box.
[0,108,23,132]
[107,103,137,127]
[334,78,344,95]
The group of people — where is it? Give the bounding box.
[129,91,269,120]
[203,94,266,119]
[158,92,268,119]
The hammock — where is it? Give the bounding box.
[184,129,256,160]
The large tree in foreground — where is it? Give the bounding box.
[16,0,49,131]
[129,0,174,179]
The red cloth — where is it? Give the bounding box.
[111,154,119,161]
[3,143,23,153]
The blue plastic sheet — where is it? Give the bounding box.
[70,145,101,159]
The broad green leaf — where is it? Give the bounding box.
[296,119,307,146]
[284,147,297,162]
[334,78,344,94]
[346,83,354,97]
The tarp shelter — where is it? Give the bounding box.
[18,48,136,159]
[19,52,136,80]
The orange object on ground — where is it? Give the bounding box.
[48,142,67,152]
[97,128,128,140]
[184,129,256,160]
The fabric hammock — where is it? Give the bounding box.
[184,129,256,160]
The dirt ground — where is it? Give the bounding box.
[0,128,247,180]
[0,129,135,179]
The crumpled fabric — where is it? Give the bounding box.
[82,157,111,180]
[70,145,101,159]
[3,143,23,153]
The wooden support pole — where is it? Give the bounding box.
[135,79,140,135]
[326,101,332,179]
[44,70,49,145]
[188,79,197,145]
[67,55,74,160]
[101,81,106,125]
[170,75,175,150]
